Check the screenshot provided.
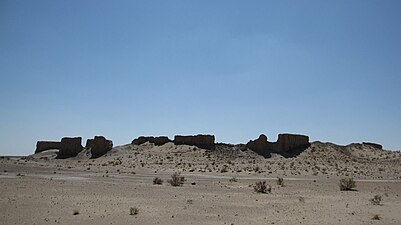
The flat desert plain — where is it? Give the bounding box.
[1,142,401,225]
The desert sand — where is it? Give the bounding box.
[1,141,401,225]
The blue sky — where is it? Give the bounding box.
[1,0,401,155]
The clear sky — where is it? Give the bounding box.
[1,0,401,155]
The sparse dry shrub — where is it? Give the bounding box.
[254,181,271,194]
[370,195,382,205]
[153,177,163,185]
[229,177,238,182]
[372,214,380,220]
[254,166,260,172]
[220,165,228,173]
[339,178,356,191]
[129,207,139,215]
[277,177,284,187]
[168,172,185,186]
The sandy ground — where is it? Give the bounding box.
[1,142,401,225]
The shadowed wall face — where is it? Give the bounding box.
[56,137,83,159]
[246,134,310,158]
[131,136,172,146]
[87,136,113,159]
[276,134,310,152]
[35,141,61,153]
[173,135,215,150]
